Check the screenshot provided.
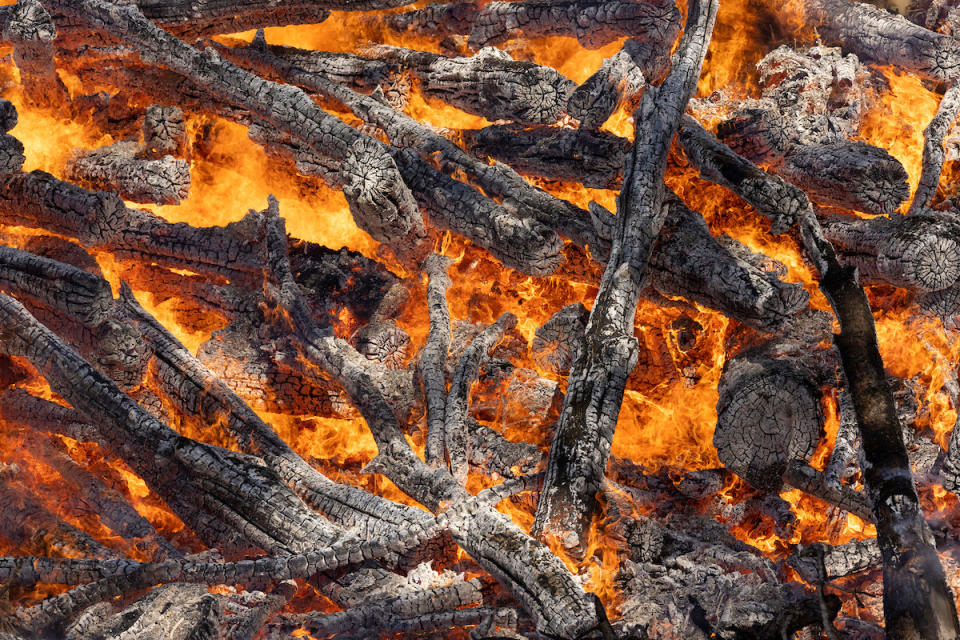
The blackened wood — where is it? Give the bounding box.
[3,0,69,108]
[142,105,186,158]
[420,254,453,469]
[718,108,909,214]
[794,0,960,83]
[568,38,670,130]
[66,139,190,205]
[363,44,575,125]
[820,208,960,293]
[463,125,630,189]
[911,83,960,214]
[533,0,718,551]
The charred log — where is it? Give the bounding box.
[65,139,191,205]
[142,104,186,158]
[717,108,909,214]
[363,44,576,125]
[820,208,960,293]
[533,0,718,552]
[3,0,69,108]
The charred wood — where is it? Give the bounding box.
[420,254,453,470]
[790,539,882,583]
[66,139,191,205]
[820,208,960,293]
[142,104,186,158]
[462,125,629,189]
[718,108,909,214]
[533,0,718,551]
[793,0,960,83]
[567,38,669,130]
[911,84,960,213]
[363,44,575,125]
[531,303,589,376]
[3,0,69,108]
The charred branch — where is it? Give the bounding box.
[717,108,909,214]
[420,254,453,470]
[142,104,186,158]
[65,139,191,205]
[533,0,718,552]
[4,0,69,108]
[911,83,960,213]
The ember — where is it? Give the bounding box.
[1,0,960,637]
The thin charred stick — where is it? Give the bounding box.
[468,0,682,50]
[819,209,960,293]
[362,44,576,125]
[782,460,874,523]
[216,35,601,260]
[65,139,191,205]
[568,38,669,130]
[260,204,597,639]
[824,387,861,491]
[791,0,960,83]
[910,83,960,213]
[445,313,517,484]
[533,0,718,551]
[420,254,453,469]
[3,0,69,108]
[717,108,909,214]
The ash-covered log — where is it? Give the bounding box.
[142,104,186,158]
[65,139,191,205]
[789,0,960,83]
[533,0,718,552]
[363,44,575,125]
[463,125,629,189]
[717,108,908,214]
[3,0,69,108]
[567,37,670,130]
[819,208,960,293]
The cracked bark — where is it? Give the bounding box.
[820,208,960,293]
[66,139,191,205]
[790,0,960,83]
[420,254,453,469]
[911,83,960,213]
[363,44,575,125]
[718,108,909,214]
[3,0,69,108]
[532,0,718,552]
[142,104,186,158]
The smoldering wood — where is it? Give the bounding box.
[3,0,69,108]
[789,539,881,583]
[462,125,629,189]
[420,254,453,470]
[363,44,576,126]
[824,387,861,491]
[0,99,17,133]
[533,0,718,551]
[63,6,566,278]
[142,104,186,158]
[819,208,960,293]
[531,303,589,376]
[717,108,909,214]
[714,346,823,492]
[0,134,24,175]
[216,35,604,260]
[259,206,598,638]
[220,582,296,640]
[567,38,669,130]
[444,313,517,484]
[466,417,542,478]
[65,139,191,205]
[911,84,960,213]
[792,0,960,83]
[782,460,874,523]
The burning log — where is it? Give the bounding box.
[463,125,630,189]
[142,104,186,158]
[217,34,603,260]
[420,254,453,469]
[681,104,960,639]
[789,539,882,583]
[363,44,576,125]
[567,38,670,130]
[717,108,909,214]
[3,0,69,108]
[714,345,823,492]
[911,83,960,213]
[532,303,590,376]
[375,0,682,51]
[65,139,191,205]
[791,0,960,83]
[533,0,718,551]
[819,209,960,293]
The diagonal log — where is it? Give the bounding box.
[532,0,718,552]
[910,83,960,214]
[678,113,960,639]
[3,0,69,108]
[215,35,603,259]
